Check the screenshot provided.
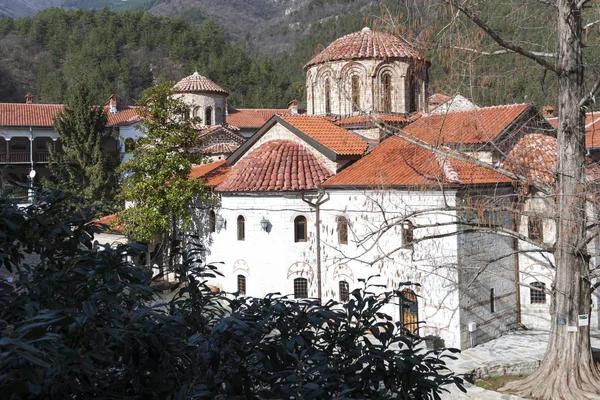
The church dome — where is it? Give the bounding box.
[304,27,425,70]
[173,72,229,95]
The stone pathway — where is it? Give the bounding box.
[440,330,600,399]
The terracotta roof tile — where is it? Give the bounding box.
[173,72,228,95]
[323,136,510,188]
[280,115,368,156]
[428,93,452,106]
[403,104,532,145]
[227,108,292,128]
[217,140,333,192]
[0,103,140,127]
[92,213,125,234]
[305,27,424,69]
[189,160,231,187]
[501,134,556,183]
[202,143,240,154]
[584,113,600,148]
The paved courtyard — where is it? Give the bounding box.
[441,330,600,399]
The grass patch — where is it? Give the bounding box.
[474,375,527,391]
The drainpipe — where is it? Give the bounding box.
[512,189,524,328]
[29,126,34,173]
[302,189,329,303]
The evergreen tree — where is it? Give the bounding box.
[45,83,118,204]
[117,81,206,267]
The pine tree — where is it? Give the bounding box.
[45,83,118,204]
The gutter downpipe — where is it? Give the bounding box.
[302,189,329,303]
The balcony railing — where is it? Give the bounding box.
[8,153,30,163]
[0,151,122,164]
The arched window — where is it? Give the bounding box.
[209,210,216,233]
[205,107,212,126]
[382,73,392,113]
[193,106,201,118]
[337,216,348,244]
[324,78,331,114]
[294,215,307,242]
[408,77,421,113]
[124,137,136,152]
[216,107,222,123]
[351,75,360,112]
[402,221,414,249]
[294,277,308,298]
[400,289,418,334]
[237,215,245,241]
[530,281,546,304]
[237,275,246,295]
[339,281,350,302]
[528,215,543,241]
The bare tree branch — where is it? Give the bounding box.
[449,45,555,58]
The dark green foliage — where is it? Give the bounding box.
[0,188,464,399]
[44,83,119,205]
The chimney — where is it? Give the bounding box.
[542,105,555,118]
[25,93,33,104]
[107,94,118,114]
[287,99,298,115]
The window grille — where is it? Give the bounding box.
[237,275,246,295]
[339,281,350,302]
[294,277,308,298]
[294,216,307,242]
[528,215,543,241]
[237,215,245,241]
[530,281,546,304]
[337,216,348,244]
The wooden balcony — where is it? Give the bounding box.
[0,151,121,164]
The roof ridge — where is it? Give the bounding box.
[425,102,531,117]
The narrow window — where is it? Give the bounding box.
[530,281,546,304]
[216,107,222,123]
[402,222,414,249]
[294,215,307,242]
[351,75,360,112]
[325,78,331,114]
[528,215,543,241]
[490,288,495,313]
[237,215,245,241]
[193,106,201,118]
[409,77,420,113]
[294,277,308,298]
[237,275,246,295]
[400,289,418,334]
[205,107,212,126]
[337,216,348,244]
[382,73,392,113]
[209,210,216,233]
[339,281,350,302]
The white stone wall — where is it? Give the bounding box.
[306,59,427,116]
[177,92,227,126]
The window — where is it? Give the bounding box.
[193,106,201,118]
[237,275,246,295]
[216,107,222,123]
[205,107,212,126]
[294,215,307,242]
[409,77,420,113]
[490,288,495,313]
[400,289,418,334]
[402,222,414,249]
[337,216,348,244]
[237,215,245,241]
[209,210,216,233]
[124,137,136,152]
[528,215,543,241]
[351,75,360,112]
[382,73,392,113]
[530,282,546,304]
[339,281,350,302]
[294,277,308,298]
[325,78,331,114]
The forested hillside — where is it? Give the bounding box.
[0,8,300,107]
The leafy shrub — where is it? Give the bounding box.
[0,190,464,399]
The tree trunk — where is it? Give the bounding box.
[503,1,600,398]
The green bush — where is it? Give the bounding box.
[0,190,464,399]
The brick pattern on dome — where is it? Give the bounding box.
[322,136,510,188]
[173,72,228,95]
[189,160,231,187]
[280,115,368,156]
[501,134,556,183]
[0,103,139,127]
[304,27,424,69]
[403,103,532,145]
[217,140,333,192]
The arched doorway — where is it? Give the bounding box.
[400,289,418,334]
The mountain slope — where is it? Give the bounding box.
[0,0,62,18]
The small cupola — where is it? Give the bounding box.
[107,94,118,114]
[25,93,33,104]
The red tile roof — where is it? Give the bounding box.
[227,108,292,128]
[323,136,510,188]
[189,160,231,187]
[202,143,239,154]
[173,72,228,95]
[428,93,451,106]
[336,113,410,128]
[0,103,139,127]
[501,133,600,183]
[585,113,600,148]
[280,115,368,156]
[92,213,125,234]
[217,140,333,192]
[403,104,532,145]
[305,27,425,69]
